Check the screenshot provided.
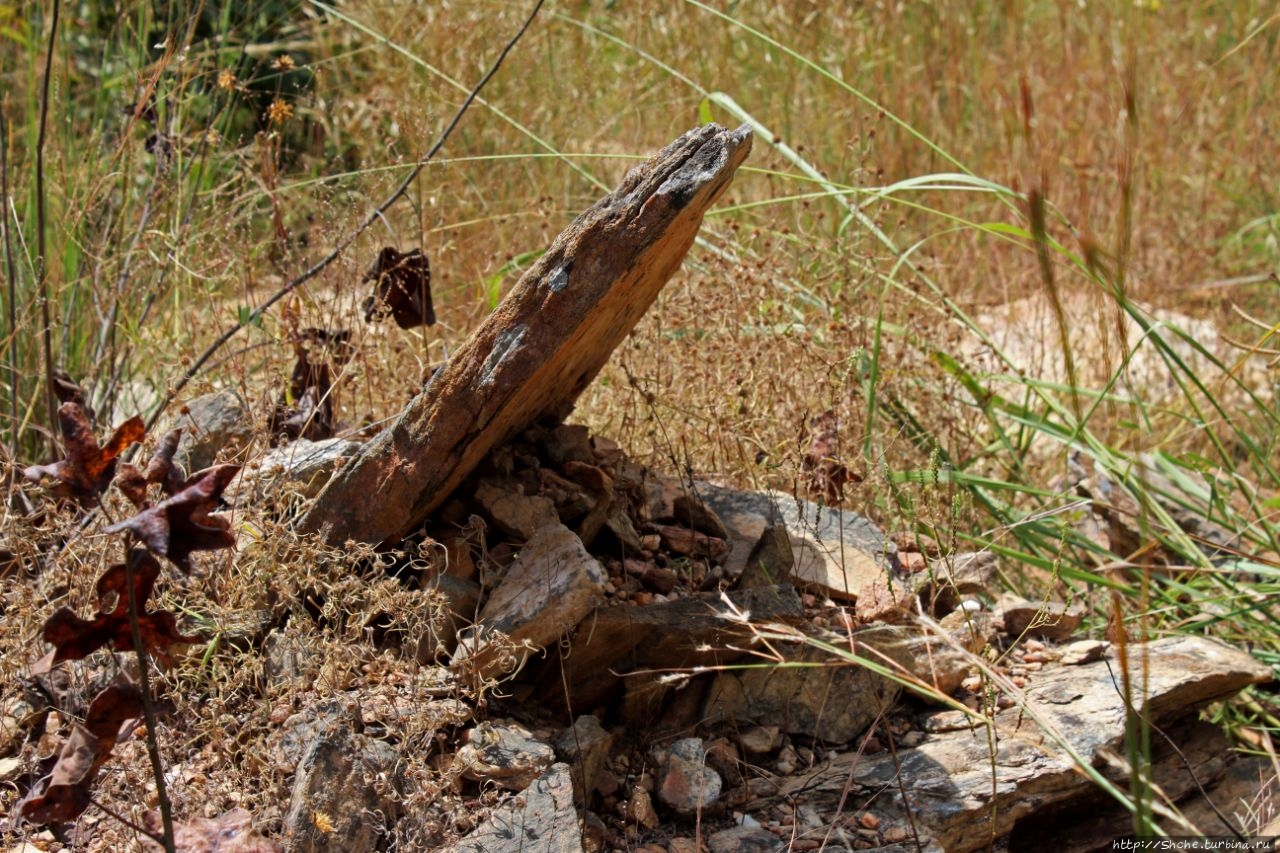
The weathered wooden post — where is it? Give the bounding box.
[299,123,752,546]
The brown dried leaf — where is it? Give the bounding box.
[268,329,350,442]
[16,683,142,825]
[117,428,186,508]
[144,808,283,852]
[51,370,93,422]
[106,465,240,573]
[363,246,435,329]
[801,410,861,506]
[23,403,145,502]
[38,552,201,665]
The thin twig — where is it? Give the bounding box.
[88,794,169,847]
[1,103,18,458]
[123,547,176,852]
[36,0,61,440]
[144,0,547,432]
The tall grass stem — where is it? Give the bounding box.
[35,0,60,438]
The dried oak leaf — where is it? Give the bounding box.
[51,369,94,423]
[144,808,283,853]
[116,428,186,509]
[16,683,142,825]
[268,329,350,442]
[33,552,201,670]
[106,464,240,573]
[363,246,435,329]
[801,410,862,506]
[23,402,145,502]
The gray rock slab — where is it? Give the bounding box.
[698,483,889,601]
[282,723,401,853]
[168,388,255,473]
[446,763,584,853]
[226,437,362,505]
[703,641,900,744]
[768,635,1272,853]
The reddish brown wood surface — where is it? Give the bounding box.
[300,124,752,546]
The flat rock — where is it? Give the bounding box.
[707,826,784,853]
[452,523,606,678]
[169,388,254,472]
[475,478,561,541]
[769,635,1272,853]
[551,584,804,710]
[703,641,900,744]
[446,763,583,853]
[456,719,555,791]
[999,593,1084,640]
[698,484,889,601]
[1009,719,1245,850]
[1060,639,1108,665]
[226,437,362,505]
[281,723,401,853]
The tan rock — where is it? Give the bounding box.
[451,523,605,678]
[999,593,1084,640]
[474,478,560,541]
[698,484,888,601]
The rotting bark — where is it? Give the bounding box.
[299,124,752,546]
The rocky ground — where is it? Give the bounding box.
[6,390,1268,852]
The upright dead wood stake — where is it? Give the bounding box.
[300,123,752,546]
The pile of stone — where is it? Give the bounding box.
[212,409,1275,853]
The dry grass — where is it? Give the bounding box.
[2,0,1278,847]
